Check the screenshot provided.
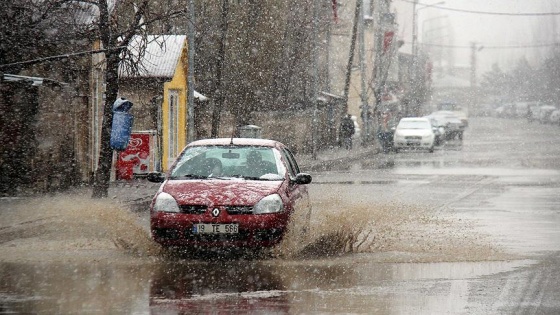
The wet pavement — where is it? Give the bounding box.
[2,117,560,314]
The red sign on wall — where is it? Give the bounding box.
[116,133,151,180]
[383,31,395,54]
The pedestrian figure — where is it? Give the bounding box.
[340,114,355,150]
[526,106,533,123]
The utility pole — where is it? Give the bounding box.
[211,0,229,138]
[372,0,384,128]
[311,0,319,159]
[412,0,418,59]
[470,42,483,114]
[342,0,362,116]
[186,0,195,143]
[359,0,369,146]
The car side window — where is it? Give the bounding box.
[281,148,300,177]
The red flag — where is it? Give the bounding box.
[332,0,338,23]
[383,31,395,54]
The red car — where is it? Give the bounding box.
[147,138,312,250]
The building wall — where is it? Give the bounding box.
[162,54,188,170]
[118,78,162,131]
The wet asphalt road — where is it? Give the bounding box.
[2,116,560,314]
[309,116,560,313]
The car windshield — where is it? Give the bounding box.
[169,145,286,180]
[438,103,460,111]
[398,120,431,129]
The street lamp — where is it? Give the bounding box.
[412,1,445,57]
[421,15,448,42]
[409,0,444,116]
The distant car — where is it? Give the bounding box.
[550,110,560,125]
[437,101,469,127]
[495,103,515,118]
[424,116,446,146]
[393,117,435,153]
[426,111,465,140]
[537,105,557,124]
[147,138,312,251]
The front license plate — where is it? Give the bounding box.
[193,223,239,234]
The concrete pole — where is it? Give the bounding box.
[311,0,319,159]
[359,0,369,146]
[412,0,418,58]
[186,0,195,143]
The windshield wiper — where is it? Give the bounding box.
[169,174,208,180]
[229,174,265,180]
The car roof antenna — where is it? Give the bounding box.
[229,126,235,145]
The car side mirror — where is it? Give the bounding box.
[294,173,312,185]
[147,172,165,183]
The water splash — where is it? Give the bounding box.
[0,195,160,262]
[277,193,512,262]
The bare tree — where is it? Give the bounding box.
[90,0,187,198]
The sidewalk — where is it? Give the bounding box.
[106,144,380,210]
[296,145,380,172]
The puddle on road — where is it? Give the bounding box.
[0,193,522,314]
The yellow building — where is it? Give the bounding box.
[92,35,207,176]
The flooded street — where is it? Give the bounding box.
[2,117,560,314]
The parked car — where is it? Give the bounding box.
[437,101,469,127]
[495,103,515,118]
[147,138,312,251]
[514,102,530,119]
[537,105,557,124]
[426,111,465,140]
[393,117,435,153]
[424,116,446,146]
[550,110,560,125]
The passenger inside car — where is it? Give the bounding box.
[201,157,222,177]
[245,150,277,178]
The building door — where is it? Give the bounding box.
[167,89,180,164]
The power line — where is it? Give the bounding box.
[413,41,560,49]
[0,46,127,69]
[399,0,560,16]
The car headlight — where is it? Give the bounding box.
[253,194,284,214]
[153,192,180,213]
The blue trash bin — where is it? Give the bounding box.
[110,98,134,151]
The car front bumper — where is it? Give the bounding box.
[150,211,289,248]
[394,140,434,149]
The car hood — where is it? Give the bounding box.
[160,179,283,206]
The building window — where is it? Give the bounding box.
[168,90,180,161]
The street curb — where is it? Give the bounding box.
[298,147,380,172]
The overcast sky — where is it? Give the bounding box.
[393,0,560,76]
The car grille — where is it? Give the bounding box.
[448,123,461,130]
[185,229,251,242]
[177,205,255,215]
[405,136,422,140]
[225,206,254,215]
[179,205,207,214]
[153,228,284,244]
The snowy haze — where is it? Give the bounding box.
[394,0,560,76]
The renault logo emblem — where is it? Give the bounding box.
[212,208,220,217]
